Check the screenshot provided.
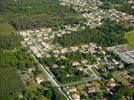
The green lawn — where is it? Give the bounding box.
[0,67,25,99]
[76,83,86,91]
[125,31,134,48]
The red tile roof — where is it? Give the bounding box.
[128,84,134,88]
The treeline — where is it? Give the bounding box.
[0,0,84,30]
[56,20,133,47]
[100,0,134,15]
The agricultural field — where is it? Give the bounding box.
[0,67,25,99]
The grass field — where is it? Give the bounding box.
[0,21,16,36]
[0,18,21,49]
[0,67,25,99]
[125,31,134,48]
[113,72,129,85]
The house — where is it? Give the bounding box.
[37,38,43,42]
[81,44,89,49]
[43,33,48,37]
[35,77,44,84]
[28,67,35,74]
[53,50,60,54]
[76,67,83,71]
[24,38,29,41]
[57,34,62,37]
[128,76,134,82]
[106,78,116,88]
[87,87,96,94]
[72,93,80,100]
[52,64,58,68]
[60,48,68,54]
[27,41,33,45]
[118,64,124,68]
[72,61,80,66]
[107,64,114,70]
[35,30,40,33]
[61,65,65,69]
[70,46,79,52]
[128,84,134,89]
[112,59,119,65]
[19,31,28,37]
[37,34,42,38]
[69,87,77,93]
[47,28,52,32]
[41,42,46,47]
[35,53,42,58]
[60,55,66,59]
[81,59,88,64]
[102,50,106,55]
[29,46,38,54]
[43,37,49,41]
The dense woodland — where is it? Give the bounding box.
[0,67,25,100]
[0,48,35,98]
[0,0,84,30]
[55,20,133,47]
[0,48,35,69]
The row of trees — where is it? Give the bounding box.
[56,20,133,47]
